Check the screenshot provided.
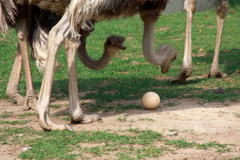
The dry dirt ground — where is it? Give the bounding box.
[1,97,240,160]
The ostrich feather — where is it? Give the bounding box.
[0,0,17,34]
[68,0,168,37]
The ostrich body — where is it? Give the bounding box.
[169,0,229,83]
[1,0,178,130]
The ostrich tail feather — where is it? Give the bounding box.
[0,0,17,35]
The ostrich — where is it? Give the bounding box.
[1,2,64,111]
[28,0,178,131]
[169,0,229,83]
[1,0,177,130]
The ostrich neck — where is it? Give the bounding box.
[78,34,115,70]
[142,21,166,66]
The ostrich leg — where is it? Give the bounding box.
[169,0,196,83]
[208,0,229,78]
[36,12,101,131]
[7,6,37,110]
[64,38,101,123]
[6,46,25,106]
[36,12,73,130]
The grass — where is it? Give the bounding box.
[233,112,240,118]
[1,5,240,106]
[166,139,230,151]
[117,117,127,122]
[50,104,61,108]
[17,112,36,119]
[0,111,13,119]
[0,1,240,159]
[0,126,234,159]
[0,120,29,125]
[139,118,154,121]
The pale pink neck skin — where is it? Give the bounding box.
[78,32,125,70]
[142,19,177,74]
[142,21,166,66]
[78,45,121,70]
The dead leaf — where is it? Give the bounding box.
[130,61,139,65]
[198,48,204,52]
[0,38,6,41]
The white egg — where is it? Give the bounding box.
[142,92,160,110]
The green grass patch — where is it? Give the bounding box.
[139,118,154,121]
[18,112,36,119]
[0,120,29,125]
[117,117,127,122]
[50,104,61,108]
[233,112,240,118]
[0,127,232,159]
[166,139,231,152]
[0,111,13,119]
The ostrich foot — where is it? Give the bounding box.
[38,109,73,131]
[208,68,227,78]
[71,114,102,124]
[21,90,37,111]
[7,92,25,106]
[169,67,192,84]
[38,120,73,131]
[6,90,37,110]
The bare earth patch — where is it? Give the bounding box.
[0,98,240,159]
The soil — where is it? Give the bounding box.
[0,97,240,160]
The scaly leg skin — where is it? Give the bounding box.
[16,10,38,111]
[64,37,101,124]
[169,0,196,84]
[36,12,73,131]
[208,0,229,78]
[6,45,26,106]
[7,6,37,110]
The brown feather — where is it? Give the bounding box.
[0,0,17,34]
